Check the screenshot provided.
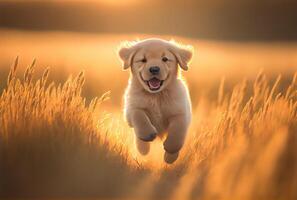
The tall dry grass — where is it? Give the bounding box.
[180,72,297,200]
[0,58,145,197]
[0,58,297,199]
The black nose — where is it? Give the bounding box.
[149,66,160,75]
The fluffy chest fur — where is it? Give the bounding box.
[124,78,192,133]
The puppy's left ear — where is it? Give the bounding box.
[118,43,136,70]
[170,44,193,71]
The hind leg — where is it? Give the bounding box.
[164,151,179,164]
[163,115,188,163]
[135,137,150,155]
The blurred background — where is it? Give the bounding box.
[1,0,297,41]
[0,0,297,106]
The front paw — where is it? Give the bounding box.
[135,126,158,142]
[138,132,157,142]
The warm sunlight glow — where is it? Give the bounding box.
[95,0,141,6]
[0,0,142,6]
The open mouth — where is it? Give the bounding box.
[147,78,164,91]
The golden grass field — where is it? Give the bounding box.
[0,29,297,199]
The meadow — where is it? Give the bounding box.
[0,29,297,199]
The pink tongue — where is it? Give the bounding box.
[148,78,161,88]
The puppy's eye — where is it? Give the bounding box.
[162,57,169,62]
[141,58,147,63]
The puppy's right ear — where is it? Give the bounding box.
[118,44,136,70]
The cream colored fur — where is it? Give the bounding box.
[118,38,193,164]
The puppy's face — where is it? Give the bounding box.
[130,44,176,93]
[119,39,193,93]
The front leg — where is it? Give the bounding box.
[130,109,157,142]
[163,115,189,163]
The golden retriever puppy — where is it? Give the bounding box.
[118,38,193,163]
